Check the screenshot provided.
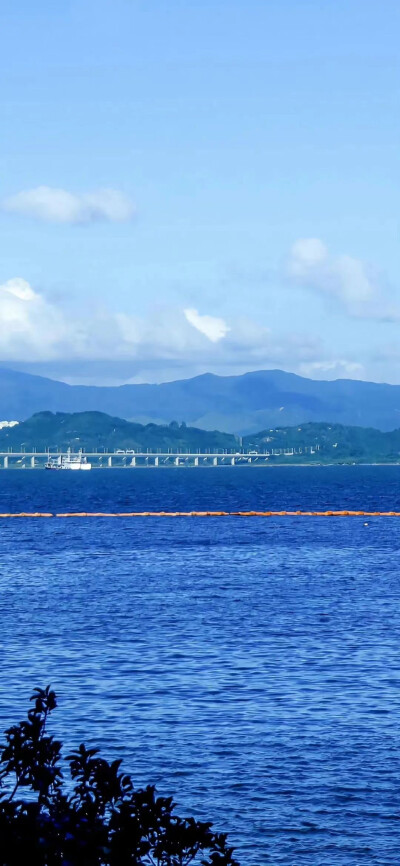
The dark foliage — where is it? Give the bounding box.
[0,412,238,452]
[0,687,238,866]
[244,421,400,463]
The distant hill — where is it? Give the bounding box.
[0,411,238,452]
[2,367,400,433]
[3,413,400,463]
[244,422,400,463]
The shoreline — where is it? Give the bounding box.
[1,462,400,471]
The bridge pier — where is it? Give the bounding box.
[31,456,35,469]
[175,457,180,466]
[154,456,159,466]
[194,456,199,466]
[108,456,112,467]
[3,456,8,469]
[213,456,217,466]
[130,456,136,467]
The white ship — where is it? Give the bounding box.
[45,449,92,471]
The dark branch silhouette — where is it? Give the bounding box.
[0,686,238,866]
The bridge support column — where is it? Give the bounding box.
[194,456,199,466]
[154,456,159,466]
[3,456,8,469]
[31,456,35,468]
[130,456,136,467]
[175,457,180,466]
[230,457,235,465]
[108,456,113,467]
[213,456,218,466]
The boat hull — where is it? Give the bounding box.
[45,451,91,470]
[62,462,91,470]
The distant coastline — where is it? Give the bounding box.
[1,412,400,468]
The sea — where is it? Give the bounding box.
[1,465,400,865]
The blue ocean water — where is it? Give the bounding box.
[1,466,400,864]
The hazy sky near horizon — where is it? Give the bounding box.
[0,0,399,385]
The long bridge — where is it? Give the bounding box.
[0,448,316,469]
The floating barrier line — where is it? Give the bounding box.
[0,511,398,518]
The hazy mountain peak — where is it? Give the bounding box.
[0,367,399,435]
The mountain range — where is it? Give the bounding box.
[2,367,400,434]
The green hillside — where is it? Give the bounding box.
[0,411,238,452]
[244,422,400,463]
[3,414,400,462]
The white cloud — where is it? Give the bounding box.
[3,186,134,224]
[2,278,36,302]
[289,238,328,274]
[184,308,230,342]
[2,274,396,386]
[0,277,321,383]
[0,281,233,362]
[287,238,398,318]
[0,278,71,360]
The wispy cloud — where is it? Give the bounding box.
[298,359,365,379]
[287,237,399,320]
[184,308,230,342]
[3,186,135,224]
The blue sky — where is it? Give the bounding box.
[0,0,399,384]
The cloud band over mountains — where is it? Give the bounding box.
[0,231,395,383]
[0,276,323,377]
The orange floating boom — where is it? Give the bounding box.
[0,510,397,518]
[51,510,400,517]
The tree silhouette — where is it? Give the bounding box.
[0,687,238,866]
